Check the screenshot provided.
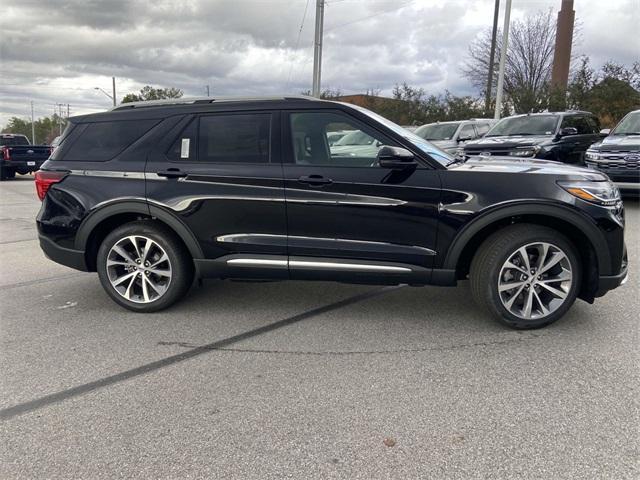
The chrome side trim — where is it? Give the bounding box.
[70,170,145,179]
[615,182,639,190]
[215,233,436,255]
[226,258,288,267]
[289,260,412,273]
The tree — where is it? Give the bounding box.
[463,11,561,114]
[1,114,67,144]
[567,58,640,127]
[121,85,184,103]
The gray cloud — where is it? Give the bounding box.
[0,0,638,126]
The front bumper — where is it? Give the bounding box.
[39,235,88,271]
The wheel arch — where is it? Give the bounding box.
[443,203,610,301]
[75,200,203,271]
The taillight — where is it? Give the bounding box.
[35,171,67,201]
[1,146,10,160]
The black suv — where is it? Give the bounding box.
[463,111,602,163]
[36,97,627,329]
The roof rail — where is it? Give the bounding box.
[110,95,316,111]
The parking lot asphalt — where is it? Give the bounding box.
[0,175,638,479]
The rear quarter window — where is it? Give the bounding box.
[63,119,158,161]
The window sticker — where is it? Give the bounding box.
[180,138,190,158]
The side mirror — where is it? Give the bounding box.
[559,127,578,137]
[458,135,473,142]
[377,146,418,170]
[599,128,611,136]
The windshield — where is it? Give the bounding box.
[334,130,375,146]
[486,115,559,137]
[343,103,454,166]
[612,111,640,135]
[0,135,29,146]
[414,123,460,141]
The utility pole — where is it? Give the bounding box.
[485,0,500,115]
[205,85,210,97]
[112,77,117,106]
[312,0,325,97]
[494,0,512,120]
[67,104,70,118]
[30,101,36,144]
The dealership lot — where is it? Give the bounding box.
[0,176,638,479]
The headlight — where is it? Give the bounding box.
[585,150,601,161]
[509,146,540,157]
[558,181,621,206]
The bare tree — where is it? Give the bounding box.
[463,11,560,113]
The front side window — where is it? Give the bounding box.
[198,114,271,163]
[63,119,158,161]
[458,124,476,140]
[476,123,491,136]
[289,112,392,167]
[561,115,591,134]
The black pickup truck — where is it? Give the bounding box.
[0,134,51,180]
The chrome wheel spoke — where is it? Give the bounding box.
[538,282,568,299]
[539,251,566,275]
[112,245,136,264]
[536,243,550,271]
[147,268,171,277]
[504,283,526,309]
[499,280,526,292]
[504,260,527,274]
[106,235,172,304]
[533,290,550,316]
[517,247,531,272]
[522,288,534,318]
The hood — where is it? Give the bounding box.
[450,156,608,181]
[591,135,640,151]
[465,135,551,148]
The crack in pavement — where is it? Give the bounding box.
[156,332,547,356]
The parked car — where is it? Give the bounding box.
[36,96,627,329]
[585,109,640,195]
[329,129,382,161]
[326,130,352,146]
[414,119,495,154]
[463,111,602,164]
[0,134,51,180]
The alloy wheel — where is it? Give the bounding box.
[106,235,172,303]
[498,242,573,320]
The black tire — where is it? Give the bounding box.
[96,221,194,312]
[470,224,581,329]
[0,167,15,180]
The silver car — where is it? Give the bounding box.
[414,119,496,154]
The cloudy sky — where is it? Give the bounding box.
[0,0,638,127]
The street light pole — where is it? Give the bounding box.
[112,77,117,106]
[485,0,500,115]
[494,0,512,120]
[30,101,36,144]
[312,0,325,97]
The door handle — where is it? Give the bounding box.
[298,175,332,186]
[157,168,187,179]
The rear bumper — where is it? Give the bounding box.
[1,159,46,171]
[39,235,88,271]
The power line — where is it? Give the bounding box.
[286,0,312,89]
[325,0,416,31]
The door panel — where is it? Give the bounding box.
[145,111,288,278]
[282,110,441,283]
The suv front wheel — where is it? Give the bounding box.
[470,224,581,329]
[96,221,194,312]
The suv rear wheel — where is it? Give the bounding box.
[96,221,194,312]
[470,224,581,329]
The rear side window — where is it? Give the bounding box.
[198,114,271,163]
[64,119,158,161]
[0,135,29,146]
